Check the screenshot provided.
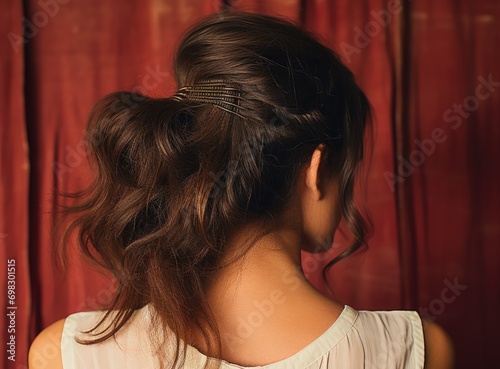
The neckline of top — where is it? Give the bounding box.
[144,303,359,369]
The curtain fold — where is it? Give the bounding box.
[1,1,498,368]
[405,1,500,365]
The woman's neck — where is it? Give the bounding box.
[194,225,342,363]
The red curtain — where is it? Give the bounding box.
[1,1,499,368]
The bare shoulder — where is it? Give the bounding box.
[29,318,66,369]
[422,319,455,369]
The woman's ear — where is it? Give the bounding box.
[304,143,328,201]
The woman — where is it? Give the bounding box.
[29,11,453,369]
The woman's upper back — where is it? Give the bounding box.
[48,304,427,369]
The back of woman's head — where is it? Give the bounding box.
[58,11,371,369]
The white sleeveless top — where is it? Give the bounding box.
[61,304,425,368]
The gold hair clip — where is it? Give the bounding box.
[172,79,245,118]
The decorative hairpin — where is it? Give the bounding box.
[171,79,245,118]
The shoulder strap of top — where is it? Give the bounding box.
[61,311,100,369]
[61,307,157,369]
[356,309,425,369]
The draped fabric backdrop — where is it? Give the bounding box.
[1,1,499,368]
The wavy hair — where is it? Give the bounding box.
[55,11,372,369]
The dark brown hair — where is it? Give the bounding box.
[56,11,371,369]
